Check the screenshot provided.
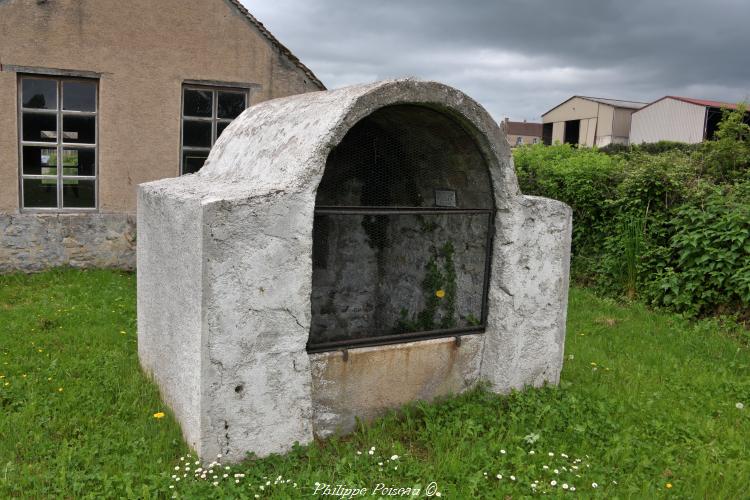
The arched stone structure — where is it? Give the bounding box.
[137,79,572,463]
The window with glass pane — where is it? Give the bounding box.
[19,76,97,209]
[181,86,248,174]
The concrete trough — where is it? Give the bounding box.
[137,79,572,463]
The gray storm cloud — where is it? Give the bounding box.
[243,0,750,121]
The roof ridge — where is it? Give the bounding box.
[578,95,649,104]
[226,0,325,90]
[669,95,738,106]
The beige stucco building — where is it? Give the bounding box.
[541,96,647,147]
[0,0,324,272]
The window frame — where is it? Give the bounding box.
[180,84,249,175]
[17,74,99,212]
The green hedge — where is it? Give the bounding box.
[513,106,750,318]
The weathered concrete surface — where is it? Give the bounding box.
[198,193,316,460]
[137,189,204,452]
[310,335,484,438]
[0,213,136,272]
[137,79,572,463]
[482,195,572,391]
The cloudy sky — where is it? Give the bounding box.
[242,0,750,122]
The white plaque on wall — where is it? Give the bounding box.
[434,188,457,207]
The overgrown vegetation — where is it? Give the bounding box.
[2,270,749,497]
[514,105,750,318]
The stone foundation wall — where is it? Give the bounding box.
[0,213,136,273]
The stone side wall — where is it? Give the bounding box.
[481,195,573,390]
[0,213,136,273]
[199,192,317,461]
[137,189,205,454]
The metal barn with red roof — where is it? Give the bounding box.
[630,96,747,144]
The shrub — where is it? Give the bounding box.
[513,144,623,255]
[646,183,750,316]
[599,141,701,156]
[513,106,750,318]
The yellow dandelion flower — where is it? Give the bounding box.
[58,387,63,392]
[153,412,166,419]
[666,483,673,489]
[435,289,446,298]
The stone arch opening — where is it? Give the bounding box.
[308,104,496,352]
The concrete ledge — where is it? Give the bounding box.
[310,334,484,438]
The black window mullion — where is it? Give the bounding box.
[19,75,98,211]
[180,86,248,174]
[18,78,24,208]
[56,80,62,209]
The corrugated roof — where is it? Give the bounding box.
[577,96,648,110]
[503,120,542,137]
[227,0,325,90]
[542,95,648,116]
[666,96,743,110]
[633,96,746,114]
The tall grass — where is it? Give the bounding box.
[622,214,644,299]
[1,269,749,497]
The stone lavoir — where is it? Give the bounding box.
[137,79,572,463]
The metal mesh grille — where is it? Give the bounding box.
[316,105,494,209]
[309,105,494,351]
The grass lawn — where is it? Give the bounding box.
[1,269,749,498]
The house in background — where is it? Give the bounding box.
[541,96,647,147]
[0,0,324,272]
[502,118,542,147]
[630,96,749,144]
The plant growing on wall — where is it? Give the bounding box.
[397,241,458,333]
